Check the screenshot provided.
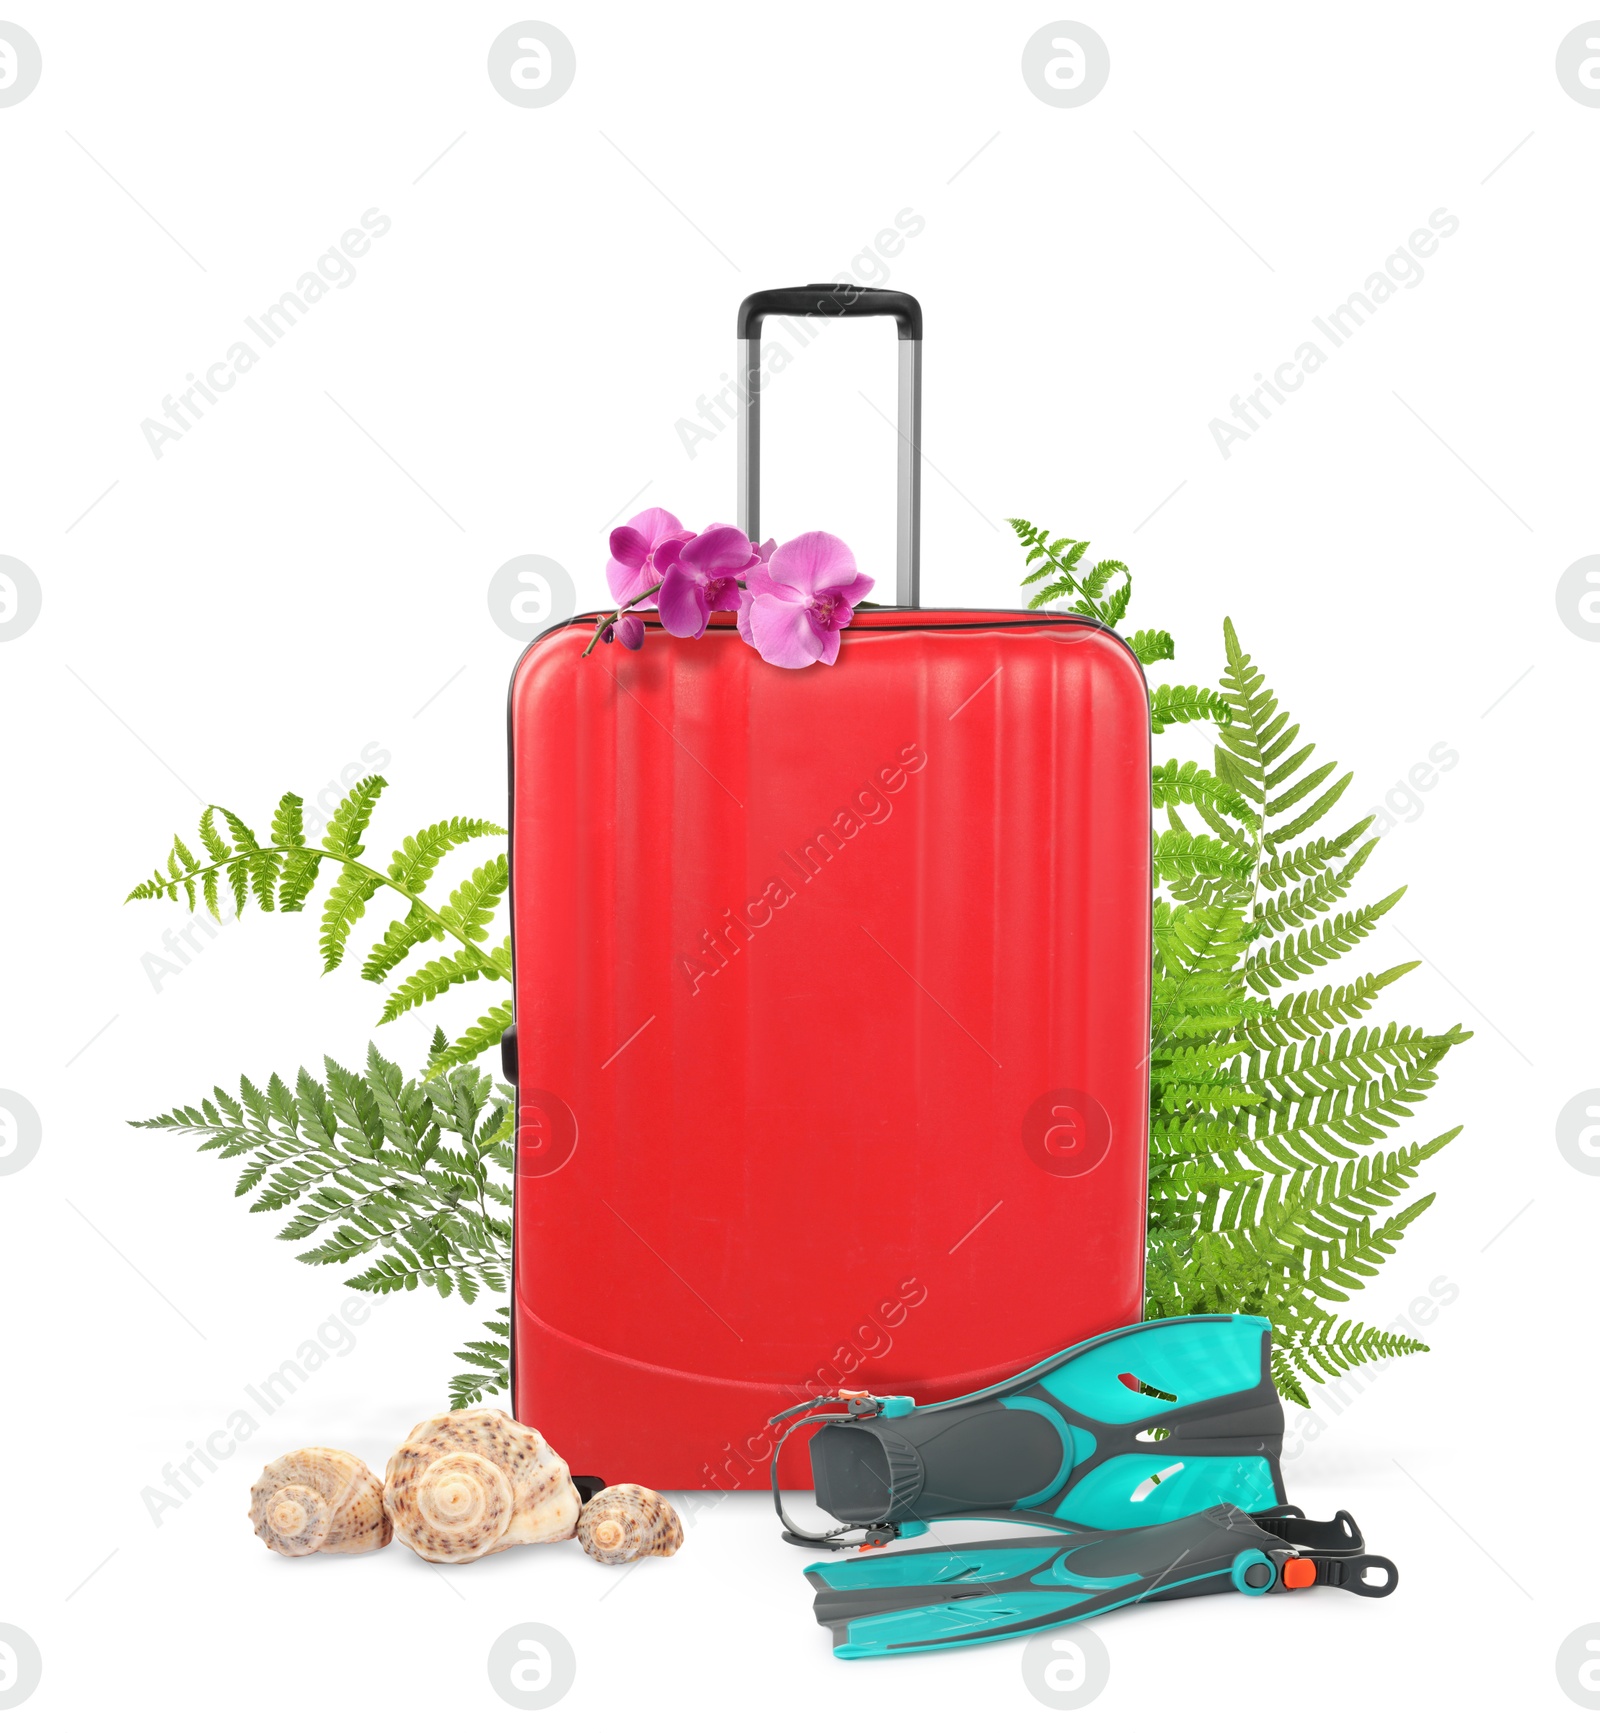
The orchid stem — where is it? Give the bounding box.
[582,580,664,656]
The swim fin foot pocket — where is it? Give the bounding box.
[770,1314,1289,1548]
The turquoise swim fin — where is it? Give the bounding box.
[772,1314,1286,1548]
[805,1503,1397,1659]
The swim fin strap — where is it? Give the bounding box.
[806,1503,1397,1660]
[773,1314,1287,1548]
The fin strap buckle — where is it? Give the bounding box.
[1251,1505,1365,1555]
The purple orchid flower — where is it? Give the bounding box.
[613,613,646,650]
[736,531,874,668]
[657,524,772,640]
[606,507,693,611]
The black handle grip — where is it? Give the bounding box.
[737,284,922,341]
[500,1021,517,1085]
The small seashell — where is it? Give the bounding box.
[577,1484,684,1565]
[249,1447,391,1557]
[383,1409,581,1564]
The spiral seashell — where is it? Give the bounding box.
[383,1410,581,1564]
[576,1484,684,1565]
[249,1447,391,1557]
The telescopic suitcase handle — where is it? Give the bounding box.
[735,285,923,608]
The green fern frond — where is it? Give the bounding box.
[319,865,381,973]
[380,950,493,1023]
[1151,760,1258,830]
[443,856,509,944]
[1214,618,1276,811]
[133,1047,512,1331]
[323,776,386,858]
[1255,822,1374,890]
[1153,899,1252,982]
[1297,1192,1437,1300]
[271,793,305,850]
[379,949,488,1025]
[1007,519,1131,624]
[428,1002,515,1075]
[450,1307,511,1407]
[278,850,322,912]
[361,907,443,983]
[1254,841,1378,935]
[386,818,506,895]
[1282,1317,1428,1386]
[1154,830,1253,887]
[1150,685,1233,735]
[1029,574,1086,610]
[449,1369,509,1407]
[1270,1349,1310,1405]
[1127,630,1176,665]
[1244,964,1421,1042]
[1080,558,1129,602]
[129,788,509,1026]
[1182,1128,1460,1237]
[1266,773,1354,850]
[198,808,228,862]
[1138,612,1467,1382]
[1245,888,1406,990]
[1101,579,1132,628]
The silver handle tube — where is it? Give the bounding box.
[734,285,923,609]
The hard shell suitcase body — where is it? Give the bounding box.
[507,289,1151,1489]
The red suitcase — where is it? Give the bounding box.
[507,288,1151,1490]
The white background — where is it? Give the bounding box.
[1,1,1596,1725]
